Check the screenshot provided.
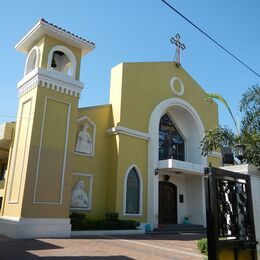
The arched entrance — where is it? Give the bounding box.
[159,181,177,224]
[148,98,207,228]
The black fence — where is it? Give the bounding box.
[204,167,258,260]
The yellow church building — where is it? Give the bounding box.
[0,19,221,238]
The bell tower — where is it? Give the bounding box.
[0,19,95,238]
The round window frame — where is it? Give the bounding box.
[170,77,185,96]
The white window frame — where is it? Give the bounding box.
[123,164,143,217]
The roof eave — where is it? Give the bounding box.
[15,19,95,55]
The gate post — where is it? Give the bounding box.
[204,167,217,259]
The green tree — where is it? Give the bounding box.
[201,85,260,168]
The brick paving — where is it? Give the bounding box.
[0,233,206,259]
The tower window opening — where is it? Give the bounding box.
[25,46,39,75]
[51,50,72,76]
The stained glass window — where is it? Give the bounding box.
[126,168,140,214]
[159,113,185,161]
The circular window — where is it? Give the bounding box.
[170,77,184,96]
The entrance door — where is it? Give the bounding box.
[159,181,177,224]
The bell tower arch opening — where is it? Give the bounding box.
[24,46,40,76]
[47,45,77,78]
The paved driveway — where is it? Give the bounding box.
[0,233,205,259]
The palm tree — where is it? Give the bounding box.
[201,85,260,168]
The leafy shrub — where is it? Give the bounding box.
[97,219,139,230]
[70,212,86,221]
[70,212,139,231]
[105,212,119,221]
[197,238,208,255]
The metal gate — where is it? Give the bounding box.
[204,167,258,260]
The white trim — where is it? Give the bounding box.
[74,116,96,157]
[158,159,204,175]
[123,165,143,217]
[8,97,33,204]
[147,98,207,228]
[47,45,77,79]
[33,96,71,204]
[70,173,93,211]
[17,67,84,97]
[24,46,40,76]
[108,126,150,141]
[15,19,95,55]
[0,217,71,239]
[170,77,184,96]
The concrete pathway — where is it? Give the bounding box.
[0,233,206,259]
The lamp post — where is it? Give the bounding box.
[234,143,245,163]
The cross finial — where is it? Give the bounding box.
[170,34,185,66]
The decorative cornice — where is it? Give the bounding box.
[17,68,84,97]
[107,126,150,141]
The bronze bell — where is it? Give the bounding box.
[51,56,57,68]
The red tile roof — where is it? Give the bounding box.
[40,18,95,47]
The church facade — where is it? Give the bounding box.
[0,19,221,238]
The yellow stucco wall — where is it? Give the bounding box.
[116,134,148,222]
[1,60,221,224]
[208,155,222,168]
[72,105,113,218]
[21,87,79,218]
[107,62,220,223]
[2,85,79,218]
[110,62,218,132]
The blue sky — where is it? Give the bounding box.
[0,0,259,130]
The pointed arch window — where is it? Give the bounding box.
[125,167,142,215]
[159,113,185,161]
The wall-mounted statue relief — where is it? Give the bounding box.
[75,124,93,154]
[70,180,89,208]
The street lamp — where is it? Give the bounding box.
[221,147,234,165]
[234,144,245,162]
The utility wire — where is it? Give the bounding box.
[161,0,260,78]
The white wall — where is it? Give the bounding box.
[159,174,205,225]
[251,175,260,254]
[186,176,205,225]
[169,175,187,224]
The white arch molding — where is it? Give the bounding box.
[24,46,40,76]
[123,164,143,217]
[147,98,207,228]
[47,45,77,79]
